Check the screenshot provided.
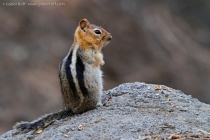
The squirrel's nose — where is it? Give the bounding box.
[108,34,112,41]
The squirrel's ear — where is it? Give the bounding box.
[79,19,89,32]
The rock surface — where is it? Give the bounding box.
[1,82,210,140]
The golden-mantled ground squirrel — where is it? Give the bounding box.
[14,19,112,133]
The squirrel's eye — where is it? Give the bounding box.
[94,30,101,35]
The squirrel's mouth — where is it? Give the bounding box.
[102,34,112,47]
[103,41,111,47]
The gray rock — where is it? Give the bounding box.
[1,82,210,139]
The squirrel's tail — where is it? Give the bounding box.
[14,109,73,133]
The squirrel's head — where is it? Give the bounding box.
[75,19,112,50]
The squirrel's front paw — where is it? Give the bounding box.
[100,60,105,66]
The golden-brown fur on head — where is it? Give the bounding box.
[74,19,112,51]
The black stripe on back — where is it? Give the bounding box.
[76,53,89,95]
[65,51,77,96]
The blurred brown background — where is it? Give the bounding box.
[0,0,210,134]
